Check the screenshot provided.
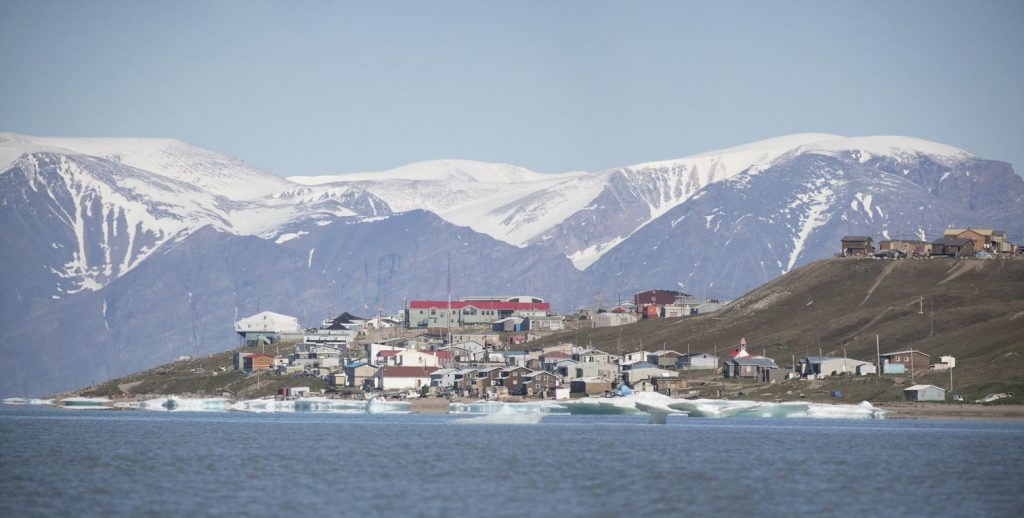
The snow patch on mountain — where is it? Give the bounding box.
[793,136,971,163]
[785,176,841,272]
[0,133,295,200]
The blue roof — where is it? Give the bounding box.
[346,362,368,368]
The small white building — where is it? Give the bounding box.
[933,356,956,370]
[621,350,648,365]
[593,312,637,328]
[377,366,438,390]
[622,366,679,386]
[680,353,719,370]
[523,316,565,332]
[904,384,946,402]
[553,386,570,400]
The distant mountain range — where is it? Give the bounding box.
[2,131,1022,396]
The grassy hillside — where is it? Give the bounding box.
[73,342,328,400]
[534,257,1024,403]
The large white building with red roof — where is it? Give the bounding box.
[405,296,550,329]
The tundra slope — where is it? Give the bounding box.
[533,258,1024,402]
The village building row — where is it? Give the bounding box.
[405,295,550,329]
[841,228,1017,259]
[232,307,956,404]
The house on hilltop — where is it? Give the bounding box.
[931,237,975,258]
[840,236,874,256]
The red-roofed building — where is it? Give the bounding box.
[406,297,550,329]
[242,353,274,373]
[728,338,752,359]
[376,366,439,390]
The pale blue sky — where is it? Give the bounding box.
[2,1,1022,176]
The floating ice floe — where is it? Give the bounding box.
[365,395,411,414]
[2,397,54,406]
[227,396,410,414]
[450,400,569,415]
[664,399,886,419]
[453,406,546,425]
[561,392,678,416]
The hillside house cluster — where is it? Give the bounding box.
[842,228,1018,259]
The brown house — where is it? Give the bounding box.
[634,289,685,307]
[454,368,478,394]
[474,367,504,392]
[840,236,874,256]
[652,377,687,396]
[647,350,682,369]
[243,353,274,373]
[520,371,558,397]
[944,229,1014,254]
[723,357,780,383]
[499,366,533,391]
[880,350,931,374]
[931,237,975,258]
[570,378,612,396]
[879,239,931,256]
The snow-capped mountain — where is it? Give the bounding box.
[0,135,391,313]
[291,159,596,247]
[2,130,1022,397]
[0,133,294,199]
[587,149,1005,298]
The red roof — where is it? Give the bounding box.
[409,300,550,311]
[377,350,401,357]
[381,366,439,378]
[427,350,452,362]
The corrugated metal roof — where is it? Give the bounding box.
[905,384,943,391]
[731,357,779,367]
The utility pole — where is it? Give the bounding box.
[929,299,935,337]
[910,351,916,384]
[876,334,881,377]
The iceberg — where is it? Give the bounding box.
[453,406,545,425]
[2,397,53,405]
[449,401,569,415]
[560,392,678,416]
[665,399,886,419]
[227,396,409,414]
[365,395,410,414]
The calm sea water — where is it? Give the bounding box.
[1,406,1022,517]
